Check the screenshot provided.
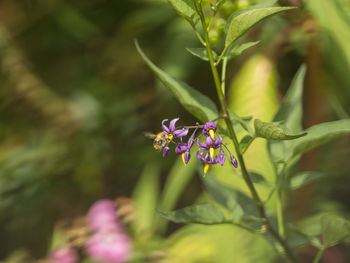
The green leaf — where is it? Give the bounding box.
[288,171,324,190]
[226,41,260,59]
[321,214,350,247]
[239,135,255,154]
[158,203,227,225]
[290,119,350,159]
[202,175,259,223]
[135,40,218,122]
[229,110,254,135]
[254,119,307,140]
[168,0,199,25]
[249,171,271,187]
[268,65,306,167]
[132,163,160,234]
[186,47,218,61]
[225,7,295,48]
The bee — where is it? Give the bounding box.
[144,131,170,151]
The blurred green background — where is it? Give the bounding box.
[0,0,349,262]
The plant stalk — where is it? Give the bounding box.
[313,247,325,263]
[194,2,297,262]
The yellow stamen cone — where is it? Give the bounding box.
[204,163,210,174]
[209,129,215,140]
[168,133,174,143]
[209,147,215,160]
[181,153,186,165]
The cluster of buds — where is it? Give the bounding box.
[156,118,238,174]
[49,199,132,263]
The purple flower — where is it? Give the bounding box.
[175,143,191,164]
[162,146,170,158]
[197,135,222,151]
[162,118,188,138]
[85,231,132,263]
[230,154,238,168]
[49,246,79,263]
[203,122,217,139]
[215,149,226,166]
[87,199,121,232]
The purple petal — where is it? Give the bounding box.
[175,143,187,154]
[173,128,189,138]
[203,122,217,136]
[197,139,209,150]
[162,119,169,133]
[87,199,121,232]
[216,150,226,166]
[205,135,215,147]
[196,150,205,162]
[168,118,179,132]
[230,155,238,168]
[184,151,191,164]
[163,146,170,157]
[214,135,222,148]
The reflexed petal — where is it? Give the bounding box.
[169,118,179,132]
[196,150,205,162]
[187,137,194,148]
[173,128,189,138]
[197,140,209,150]
[175,143,187,154]
[216,150,226,166]
[214,135,222,148]
[205,135,215,147]
[162,119,169,133]
[184,151,191,164]
[163,146,170,158]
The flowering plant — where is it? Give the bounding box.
[135,0,350,262]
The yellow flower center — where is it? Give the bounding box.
[208,129,215,140]
[181,152,186,165]
[209,147,215,160]
[167,133,174,143]
[204,163,210,174]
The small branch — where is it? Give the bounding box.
[313,247,325,263]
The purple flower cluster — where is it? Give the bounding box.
[157,118,238,174]
[85,199,132,263]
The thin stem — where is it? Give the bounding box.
[194,1,298,262]
[215,45,229,66]
[276,188,285,237]
[313,247,325,263]
[221,57,228,95]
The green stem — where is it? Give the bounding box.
[276,187,285,237]
[221,57,228,95]
[194,2,297,262]
[313,247,325,263]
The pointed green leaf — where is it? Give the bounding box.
[290,119,350,159]
[158,203,227,225]
[135,40,218,122]
[254,119,307,140]
[288,171,324,190]
[186,47,218,61]
[203,175,259,223]
[268,65,306,166]
[225,7,295,48]
[321,214,350,247]
[226,41,260,59]
[249,171,271,187]
[168,0,199,24]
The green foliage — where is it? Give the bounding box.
[321,214,350,247]
[186,47,218,61]
[254,119,307,140]
[225,41,260,59]
[287,172,324,190]
[224,7,295,49]
[135,40,218,123]
[158,203,227,224]
[167,0,199,25]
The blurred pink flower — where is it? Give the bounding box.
[87,199,121,232]
[85,230,132,263]
[49,246,79,263]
